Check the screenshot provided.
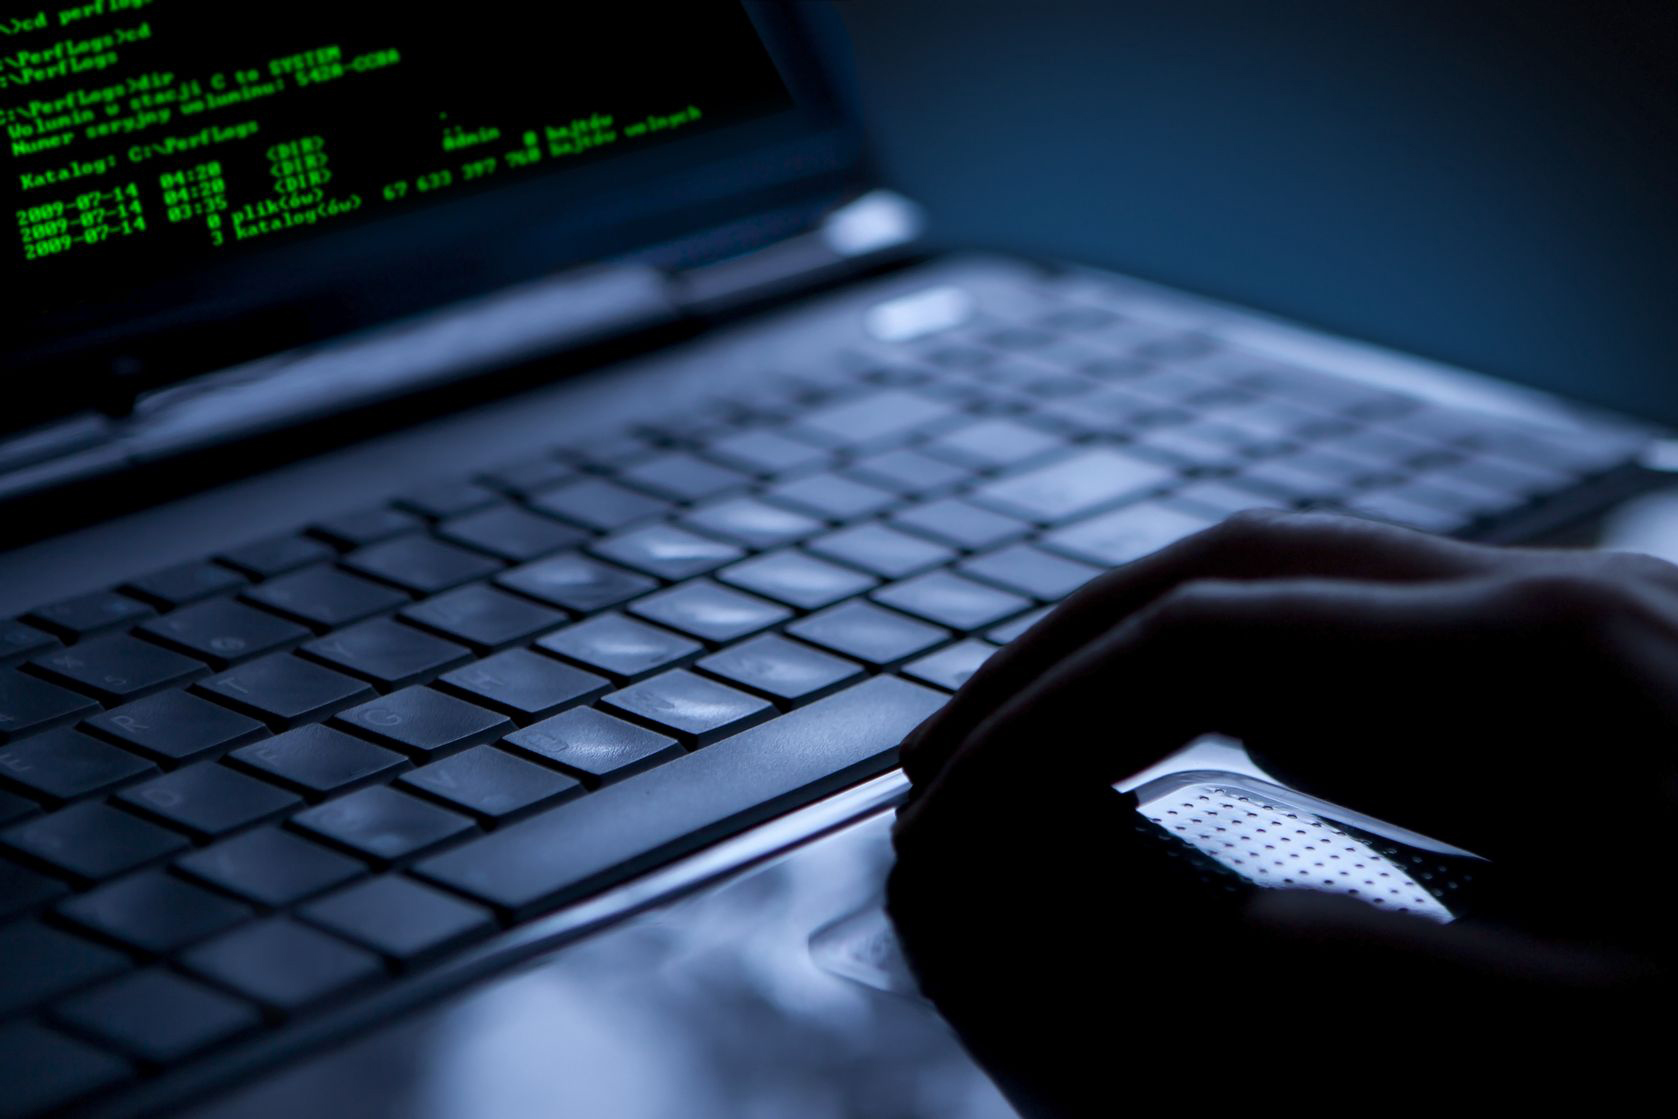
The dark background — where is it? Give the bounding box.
[839,1,1678,424]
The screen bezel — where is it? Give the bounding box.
[2,2,870,432]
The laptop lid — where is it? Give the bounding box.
[1,1,868,434]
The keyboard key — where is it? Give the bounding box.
[530,477,673,532]
[1039,501,1217,567]
[0,669,100,743]
[903,639,999,692]
[343,537,503,596]
[219,534,336,580]
[627,580,791,644]
[496,553,657,613]
[535,613,701,682]
[0,1022,130,1115]
[807,522,956,579]
[618,451,752,503]
[25,590,155,641]
[1429,454,1572,498]
[309,507,425,550]
[0,857,68,920]
[602,670,775,747]
[0,920,127,1017]
[333,687,512,759]
[293,785,476,863]
[27,634,207,705]
[785,601,950,667]
[198,654,377,727]
[84,690,266,766]
[679,497,824,550]
[565,431,662,469]
[591,524,745,581]
[439,649,609,721]
[418,676,944,916]
[176,826,364,907]
[0,728,153,803]
[791,389,957,449]
[1166,479,1293,517]
[890,497,1031,550]
[400,745,582,821]
[184,917,383,1014]
[53,968,258,1064]
[302,876,494,965]
[697,634,863,705]
[702,429,831,476]
[504,707,681,786]
[972,448,1173,524]
[764,472,898,521]
[243,566,410,631]
[958,544,1103,601]
[302,619,472,689]
[1340,490,1472,535]
[872,571,1031,632]
[122,561,248,609]
[988,606,1051,644]
[117,763,299,840]
[476,455,577,498]
[716,549,877,611]
[4,802,187,881]
[392,481,502,520]
[139,597,311,667]
[0,788,38,827]
[439,505,588,563]
[0,618,57,666]
[844,448,971,496]
[228,725,406,798]
[924,418,1066,469]
[401,584,566,651]
[60,869,252,954]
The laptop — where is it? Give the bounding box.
[0,3,1665,1116]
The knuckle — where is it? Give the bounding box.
[1501,569,1644,628]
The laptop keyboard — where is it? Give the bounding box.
[0,277,1644,1116]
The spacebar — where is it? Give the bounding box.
[415,675,945,916]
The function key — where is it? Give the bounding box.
[25,590,154,641]
[0,669,100,743]
[392,481,502,521]
[83,690,268,766]
[27,634,208,705]
[121,561,248,610]
[219,534,336,580]
[504,707,681,786]
[0,728,154,803]
[139,597,310,668]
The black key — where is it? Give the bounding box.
[0,728,154,803]
[679,497,824,550]
[176,826,364,907]
[785,601,950,667]
[972,448,1174,524]
[791,389,957,449]
[618,451,752,503]
[333,687,512,759]
[60,869,252,954]
[889,497,1031,550]
[924,417,1066,468]
[529,477,672,532]
[702,429,831,476]
[117,763,299,840]
[0,920,128,1016]
[843,448,970,496]
[121,561,247,609]
[0,857,69,919]
[25,589,154,641]
[343,536,502,596]
[309,507,425,550]
[84,690,267,766]
[302,876,495,965]
[27,634,207,705]
[1039,501,1217,567]
[183,917,384,1014]
[399,745,581,822]
[198,654,377,727]
[496,553,657,613]
[764,471,898,521]
[716,550,877,611]
[401,584,566,651]
[0,1022,130,1115]
[0,669,99,742]
[903,639,999,692]
[476,455,577,497]
[872,571,1031,632]
[302,619,472,690]
[439,505,588,563]
[439,649,608,722]
[601,669,774,747]
[293,786,476,863]
[504,707,681,786]
[244,565,411,632]
[228,725,406,798]
[0,618,57,666]
[54,968,258,1064]
[4,801,187,881]
[697,634,863,705]
[807,522,956,579]
[988,606,1051,645]
[392,481,502,520]
[627,580,791,644]
[534,613,701,682]
[958,543,1102,602]
[139,597,310,668]
[418,676,943,916]
[590,524,745,581]
[0,787,38,827]
[219,534,337,580]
